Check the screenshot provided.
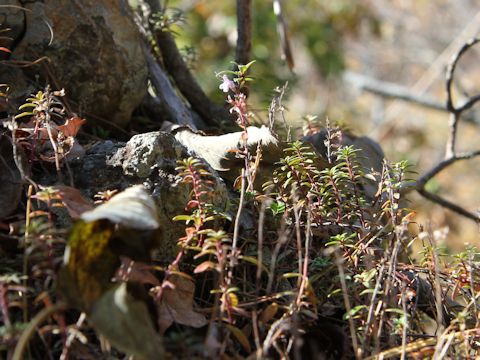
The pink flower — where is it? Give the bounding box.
[219,75,236,93]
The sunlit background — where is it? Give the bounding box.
[167,0,480,250]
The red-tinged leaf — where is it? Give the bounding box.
[186,200,199,210]
[194,261,217,274]
[114,257,161,286]
[53,185,93,219]
[29,210,50,218]
[157,275,207,334]
[57,117,86,137]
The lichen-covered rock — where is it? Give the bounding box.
[62,132,228,262]
[107,132,229,258]
[4,0,147,129]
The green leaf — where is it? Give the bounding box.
[172,214,193,222]
[281,272,302,279]
[14,112,34,119]
[344,305,367,320]
[18,103,38,110]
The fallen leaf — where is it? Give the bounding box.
[157,274,208,334]
[260,303,279,324]
[114,257,161,286]
[53,185,93,219]
[89,282,164,360]
[57,117,86,137]
[225,324,251,353]
[173,125,281,185]
[81,185,159,230]
[59,219,118,310]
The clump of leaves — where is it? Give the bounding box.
[4,87,86,181]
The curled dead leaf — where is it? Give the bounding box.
[157,274,208,334]
[81,185,159,230]
[89,282,164,360]
[53,185,93,219]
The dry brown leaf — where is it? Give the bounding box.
[81,185,159,230]
[114,257,161,287]
[157,274,208,334]
[53,185,93,219]
[57,117,86,137]
[260,302,279,324]
[89,282,164,360]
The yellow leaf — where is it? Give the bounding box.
[59,220,117,311]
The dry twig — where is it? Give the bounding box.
[416,38,480,222]
[235,0,252,67]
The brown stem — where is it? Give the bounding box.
[235,0,252,67]
[153,29,229,127]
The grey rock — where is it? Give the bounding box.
[66,132,229,261]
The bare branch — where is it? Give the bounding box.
[416,151,480,188]
[445,38,480,157]
[445,38,480,112]
[344,71,480,125]
[143,46,198,130]
[235,0,252,67]
[138,0,229,128]
[273,0,294,70]
[154,30,230,127]
[416,38,480,222]
[345,72,445,111]
[417,188,479,222]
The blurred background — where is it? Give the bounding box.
[167,0,480,250]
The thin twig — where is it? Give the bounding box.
[335,250,360,360]
[416,38,480,222]
[445,38,480,158]
[343,71,479,125]
[231,168,246,262]
[273,0,294,70]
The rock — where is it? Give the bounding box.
[0,134,24,219]
[0,1,25,57]
[3,0,147,129]
[62,132,228,261]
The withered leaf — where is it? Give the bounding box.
[59,219,118,311]
[53,185,93,219]
[89,282,164,360]
[157,274,208,334]
[81,185,159,230]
